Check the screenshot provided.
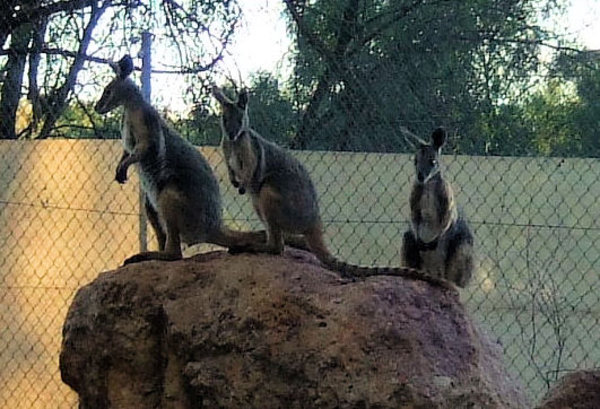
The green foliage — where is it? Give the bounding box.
[53,102,121,139]
[30,0,600,159]
[522,79,580,156]
[180,103,222,146]
[283,0,551,154]
[244,72,298,147]
[554,54,600,157]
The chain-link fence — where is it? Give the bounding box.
[1,0,600,407]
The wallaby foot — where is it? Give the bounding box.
[123,251,182,265]
[283,234,310,252]
[228,222,284,256]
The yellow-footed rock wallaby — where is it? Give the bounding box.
[94,56,265,265]
[401,128,474,287]
[211,86,453,289]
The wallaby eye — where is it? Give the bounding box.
[430,159,437,166]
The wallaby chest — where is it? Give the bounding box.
[418,186,439,224]
[121,108,165,209]
[223,134,261,191]
[121,110,137,153]
[411,179,454,243]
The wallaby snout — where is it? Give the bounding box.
[94,99,110,115]
[94,87,114,114]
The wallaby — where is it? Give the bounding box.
[211,86,453,289]
[401,128,474,287]
[94,55,266,265]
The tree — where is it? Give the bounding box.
[0,22,34,139]
[549,51,600,157]
[282,0,560,154]
[244,72,298,147]
[522,79,580,156]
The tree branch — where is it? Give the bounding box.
[283,0,334,63]
[0,46,224,74]
[38,1,109,138]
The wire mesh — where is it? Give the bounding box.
[1,0,599,407]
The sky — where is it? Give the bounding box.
[219,0,292,82]
[548,0,600,49]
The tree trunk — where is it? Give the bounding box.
[285,0,360,149]
[27,17,48,133]
[0,23,32,139]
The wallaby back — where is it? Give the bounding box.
[212,86,454,289]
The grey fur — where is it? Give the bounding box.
[401,128,475,287]
[94,56,263,265]
[212,86,455,290]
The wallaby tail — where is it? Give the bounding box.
[304,226,454,290]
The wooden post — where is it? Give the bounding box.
[138,31,152,252]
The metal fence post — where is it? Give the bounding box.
[138,31,152,252]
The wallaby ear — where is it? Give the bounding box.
[431,127,446,149]
[237,89,249,110]
[112,55,133,79]
[211,85,231,106]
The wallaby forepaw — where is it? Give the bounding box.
[115,168,128,184]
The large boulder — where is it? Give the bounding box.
[60,249,528,409]
[536,370,600,409]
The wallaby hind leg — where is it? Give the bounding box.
[228,186,285,255]
[445,242,474,288]
[283,234,310,252]
[401,230,421,269]
[123,189,184,265]
[145,196,166,251]
[123,222,182,265]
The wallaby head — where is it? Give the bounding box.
[211,86,250,141]
[94,55,137,114]
[414,128,446,184]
